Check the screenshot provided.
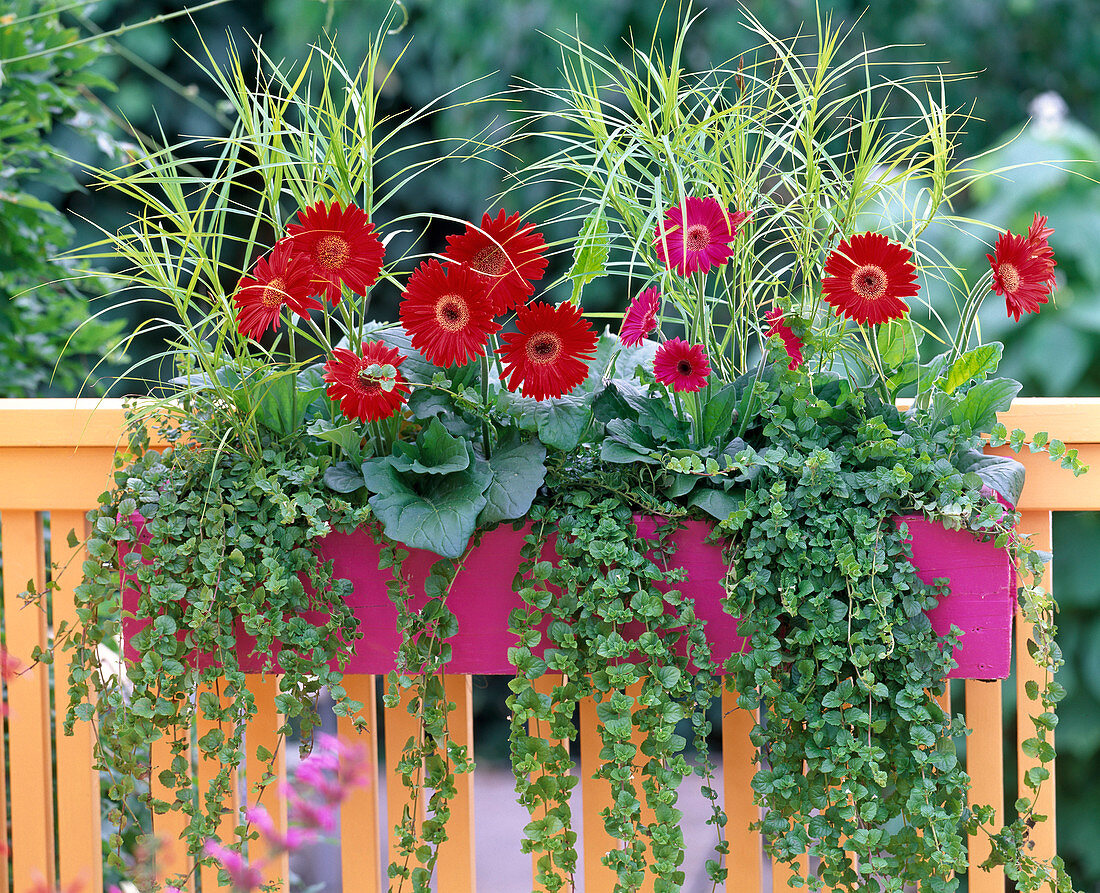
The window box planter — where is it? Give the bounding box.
[122,513,1014,680]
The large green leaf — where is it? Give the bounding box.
[307,418,365,464]
[955,449,1025,506]
[477,437,548,526]
[877,319,922,370]
[689,487,745,521]
[253,372,321,437]
[702,383,742,444]
[390,418,470,475]
[501,391,592,452]
[568,211,609,303]
[324,460,366,494]
[948,377,1022,433]
[943,344,1003,394]
[585,330,658,388]
[361,459,492,559]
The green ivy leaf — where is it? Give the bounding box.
[477,437,548,526]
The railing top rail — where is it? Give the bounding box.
[3,397,1100,447]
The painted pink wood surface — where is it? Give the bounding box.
[122,513,1015,679]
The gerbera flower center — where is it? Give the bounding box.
[998,263,1021,294]
[260,277,287,308]
[526,331,562,365]
[435,294,471,332]
[315,235,350,271]
[685,224,712,252]
[851,264,888,301]
[471,245,507,277]
[677,360,693,376]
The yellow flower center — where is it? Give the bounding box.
[999,263,1021,294]
[685,224,711,252]
[471,245,506,277]
[315,235,350,271]
[526,331,562,365]
[851,264,888,301]
[435,295,470,332]
[260,277,287,308]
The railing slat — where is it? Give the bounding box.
[529,674,573,893]
[722,686,762,892]
[579,693,616,893]
[151,730,194,890]
[626,681,657,893]
[965,679,1005,892]
[51,510,103,893]
[2,509,57,892]
[385,681,423,874]
[197,681,242,891]
[1016,510,1057,862]
[771,854,808,891]
[245,674,288,891]
[436,674,476,891]
[338,674,382,893]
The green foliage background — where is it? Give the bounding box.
[11,0,1100,887]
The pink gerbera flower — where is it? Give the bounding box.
[653,197,748,276]
[653,338,711,392]
[765,308,804,370]
[619,287,661,346]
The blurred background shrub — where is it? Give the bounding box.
[6,0,1100,886]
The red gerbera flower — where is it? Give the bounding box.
[233,240,322,339]
[399,259,500,367]
[988,214,1057,321]
[499,301,598,401]
[653,338,711,392]
[286,200,385,303]
[323,341,410,422]
[653,196,748,276]
[444,209,549,315]
[619,287,661,347]
[764,308,804,370]
[821,232,918,325]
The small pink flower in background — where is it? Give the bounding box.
[204,841,264,891]
[653,196,747,276]
[764,308,804,370]
[204,735,371,891]
[619,287,661,347]
[654,338,712,392]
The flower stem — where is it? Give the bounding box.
[480,353,493,460]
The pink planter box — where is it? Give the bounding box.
[122,514,1016,680]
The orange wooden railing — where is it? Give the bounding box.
[1,397,1098,893]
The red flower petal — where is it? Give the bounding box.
[499,301,598,401]
[286,200,385,304]
[444,209,549,315]
[764,308,804,370]
[821,232,918,325]
[322,341,410,422]
[986,216,1057,322]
